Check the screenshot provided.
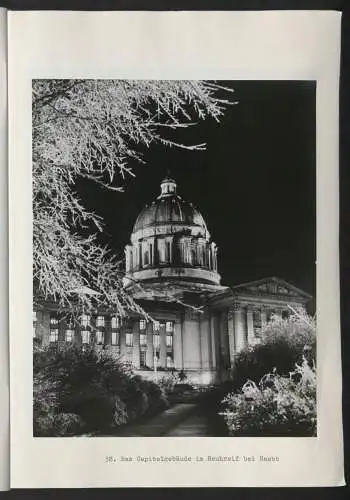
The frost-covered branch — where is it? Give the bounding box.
[33,79,235,316]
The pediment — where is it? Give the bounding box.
[231,277,312,300]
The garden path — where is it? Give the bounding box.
[105,401,228,437]
[108,403,197,437]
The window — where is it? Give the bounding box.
[111,331,120,346]
[49,329,59,343]
[153,321,160,331]
[96,316,105,327]
[126,333,133,347]
[166,334,173,349]
[33,311,37,338]
[166,321,173,333]
[96,331,104,344]
[65,329,74,342]
[139,319,146,330]
[80,314,90,327]
[253,310,262,326]
[111,316,120,329]
[140,333,147,346]
[81,330,90,344]
[50,315,59,325]
[140,351,147,367]
[153,333,160,349]
[166,355,174,368]
[144,250,149,266]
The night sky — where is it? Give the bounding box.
[78,81,316,296]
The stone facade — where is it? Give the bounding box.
[33,177,312,385]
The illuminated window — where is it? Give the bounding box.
[153,321,160,331]
[166,355,174,368]
[165,321,173,333]
[96,331,104,344]
[139,320,146,330]
[50,315,59,325]
[111,317,120,329]
[153,333,160,349]
[111,331,120,346]
[49,329,59,343]
[96,316,105,327]
[140,333,147,346]
[80,315,90,327]
[166,334,173,348]
[33,311,37,322]
[126,333,133,347]
[65,329,74,342]
[81,330,90,344]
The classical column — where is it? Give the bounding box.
[199,313,211,370]
[58,315,67,350]
[120,328,126,357]
[159,325,167,368]
[173,319,183,370]
[182,310,201,370]
[220,311,230,368]
[104,316,112,346]
[125,246,130,272]
[146,322,154,368]
[233,303,247,353]
[246,307,255,344]
[210,315,218,368]
[132,326,140,369]
[227,310,236,366]
[39,311,50,347]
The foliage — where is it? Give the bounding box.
[231,310,316,391]
[157,372,180,398]
[221,358,317,437]
[33,79,234,316]
[33,345,169,436]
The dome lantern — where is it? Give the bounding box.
[159,176,177,197]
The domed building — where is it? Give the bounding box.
[118,177,312,384]
[33,176,312,385]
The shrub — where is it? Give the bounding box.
[157,373,180,399]
[231,311,316,391]
[221,358,316,437]
[33,344,170,436]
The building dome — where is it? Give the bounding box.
[125,177,221,287]
[133,196,208,234]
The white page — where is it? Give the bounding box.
[8,10,343,488]
[0,7,9,492]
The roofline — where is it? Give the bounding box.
[229,276,313,300]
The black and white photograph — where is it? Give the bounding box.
[32,79,316,439]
